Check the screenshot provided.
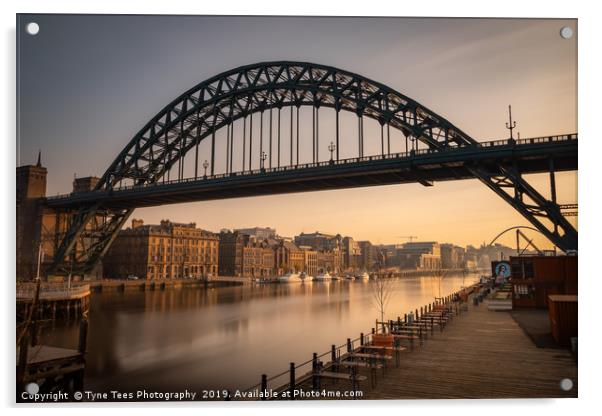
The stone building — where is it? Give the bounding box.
[235,227,276,240]
[104,219,219,279]
[272,239,304,275]
[218,230,246,276]
[316,248,343,274]
[396,242,442,270]
[441,243,466,269]
[241,237,275,278]
[358,241,378,271]
[17,153,49,280]
[16,156,104,281]
[342,236,362,271]
[300,246,318,276]
[294,232,341,251]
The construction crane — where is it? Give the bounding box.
[397,236,418,243]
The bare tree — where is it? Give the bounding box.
[371,277,395,325]
[431,269,449,300]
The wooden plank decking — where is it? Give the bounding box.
[303,301,577,399]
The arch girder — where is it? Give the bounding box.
[98,62,477,190]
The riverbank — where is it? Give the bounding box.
[88,278,242,293]
[278,293,577,399]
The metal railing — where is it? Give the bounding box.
[238,285,476,400]
[16,282,90,300]
[46,133,577,201]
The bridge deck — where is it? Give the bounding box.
[295,301,577,399]
[46,136,577,210]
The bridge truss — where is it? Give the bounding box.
[44,61,578,276]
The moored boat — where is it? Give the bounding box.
[314,272,332,281]
[355,272,370,280]
[300,272,314,282]
[277,273,302,283]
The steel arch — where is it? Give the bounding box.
[97,61,477,190]
[46,62,577,276]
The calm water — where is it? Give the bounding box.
[40,273,478,393]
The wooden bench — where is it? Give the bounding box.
[391,333,420,350]
[361,345,407,366]
[337,360,384,387]
[318,371,367,381]
[314,370,367,391]
[349,352,393,360]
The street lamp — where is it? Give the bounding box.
[260,151,267,172]
[202,160,209,178]
[506,104,517,142]
[328,141,336,165]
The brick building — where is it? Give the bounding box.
[300,246,318,276]
[218,230,246,276]
[16,156,104,281]
[104,219,219,279]
[241,237,275,278]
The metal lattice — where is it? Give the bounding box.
[46,61,577,276]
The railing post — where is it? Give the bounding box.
[312,353,319,391]
[431,316,434,336]
[360,333,364,346]
[347,338,352,353]
[78,314,89,353]
[261,374,267,401]
[371,327,375,335]
[289,362,295,400]
[331,344,336,363]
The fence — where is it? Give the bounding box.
[239,287,475,400]
[16,282,90,300]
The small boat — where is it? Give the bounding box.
[343,274,355,280]
[355,272,370,280]
[314,272,332,281]
[330,274,340,280]
[278,273,302,283]
[299,272,314,282]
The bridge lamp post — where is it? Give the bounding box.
[328,141,336,165]
[202,160,209,179]
[506,104,517,143]
[260,151,267,172]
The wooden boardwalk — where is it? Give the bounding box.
[303,302,577,399]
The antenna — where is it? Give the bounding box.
[397,236,418,243]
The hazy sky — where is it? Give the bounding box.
[17,15,577,249]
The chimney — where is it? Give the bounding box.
[131,219,144,229]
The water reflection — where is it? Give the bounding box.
[40,274,478,393]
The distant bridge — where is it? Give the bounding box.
[43,61,578,275]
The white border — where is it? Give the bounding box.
[2,0,600,414]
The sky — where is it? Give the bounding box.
[16,15,577,249]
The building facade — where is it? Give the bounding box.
[241,237,275,278]
[218,230,246,276]
[234,227,277,240]
[104,219,219,279]
[395,242,442,270]
[441,243,465,269]
[273,239,304,275]
[316,248,343,274]
[358,241,378,271]
[300,246,318,276]
[342,237,362,271]
[294,232,341,251]
[17,158,105,281]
